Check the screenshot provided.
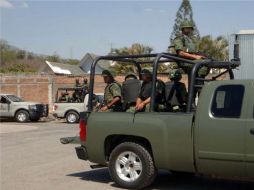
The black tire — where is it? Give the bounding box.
[109,142,156,189]
[15,110,29,123]
[66,111,79,124]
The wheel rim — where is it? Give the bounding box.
[115,151,143,182]
[18,113,26,122]
[67,114,77,123]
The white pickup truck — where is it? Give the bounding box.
[52,88,103,123]
[0,94,48,122]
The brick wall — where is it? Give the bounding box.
[0,74,52,105]
[0,73,228,111]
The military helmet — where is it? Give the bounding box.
[140,68,152,76]
[102,70,115,77]
[181,20,194,29]
[169,69,182,80]
[125,72,137,80]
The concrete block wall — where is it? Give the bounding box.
[1,73,225,112]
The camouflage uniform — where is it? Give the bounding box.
[173,21,208,77]
[104,82,122,111]
[102,70,122,112]
[74,79,82,88]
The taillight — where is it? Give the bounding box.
[79,119,87,141]
[53,105,58,111]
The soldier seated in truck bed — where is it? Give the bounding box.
[165,69,188,112]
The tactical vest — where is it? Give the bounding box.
[122,79,141,108]
[140,81,152,101]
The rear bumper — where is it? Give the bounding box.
[75,146,88,160]
[53,113,59,118]
[53,112,64,118]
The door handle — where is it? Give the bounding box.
[250,128,254,135]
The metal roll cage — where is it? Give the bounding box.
[87,53,240,113]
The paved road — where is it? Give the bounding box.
[0,121,253,190]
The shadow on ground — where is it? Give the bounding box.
[68,169,254,190]
[67,168,111,184]
[0,117,55,123]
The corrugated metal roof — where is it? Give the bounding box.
[79,53,110,74]
[45,61,85,76]
[237,30,254,35]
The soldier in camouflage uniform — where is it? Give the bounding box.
[135,69,165,112]
[100,70,122,112]
[173,20,208,78]
[80,78,89,101]
[165,69,187,112]
[58,92,68,102]
[82,78,89,92]
[75,79,81,87]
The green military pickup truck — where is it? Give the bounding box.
[70,53,253,189]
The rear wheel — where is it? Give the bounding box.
[15,110,29,122]
[109,142,156,189]
[66,111,79,124]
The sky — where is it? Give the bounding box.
[1,0,254,59]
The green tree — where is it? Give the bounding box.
[46,53,61,62]
[170,0,200,43]
[109,43,154,74]
[17,50,26,59]
[65,59,80,65]
[198,35,229,61]
[0,40,17,64]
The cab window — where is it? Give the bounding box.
[211,85,244,118]
[0,96,9,104]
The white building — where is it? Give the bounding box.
[229,30,254,79]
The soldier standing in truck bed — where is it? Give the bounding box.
[173,20,209,78]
